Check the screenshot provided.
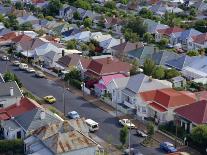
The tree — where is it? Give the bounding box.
[74,0,91,10]
[0,13,5,23]
[15,2,24,10]
[66,40,77,49]
[152,66,165,79]
[193,20,207,33]
[3,14,19,30]
[104,1,116,9]
[123,16,147,37]
[189,8,197,17]
[139,8,153,19]
[143,59,155,76]
[187,50,199,56]
[130,59,139,76]
[64,68,81,81]
[73,11,81,20]
[83,17,92,28]
[189,125,207,153]
[143,32,154,44]
[159,38,169,49]
[20,22,32,31]
[120,126,128,146]
[3,71,22,88]
[124,29,139,43]
[45,16,53,21]
[46,0,63,16]
[165,69,180,79]
[147,122,155,138]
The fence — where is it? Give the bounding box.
[32,64,59,77]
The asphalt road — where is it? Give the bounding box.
[0,60,165,155]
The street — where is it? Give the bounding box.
[0,60,164,155]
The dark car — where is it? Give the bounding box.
[160,142,177,153]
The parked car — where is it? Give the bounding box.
[43,95,56,103]
[26,67,35,73]
[136,129,147,137]
[119,119,136,128]
[19,63,28,70]
[124,148,143,155]
[68,111,80,119]
[85,119,99,132]
[35,71,45,78]
[160,142,177,153]
[1,55,9,61]
[12,60,20,66]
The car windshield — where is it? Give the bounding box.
[48,97,54,99]
[125,120,131,124]
[92,124,98,128]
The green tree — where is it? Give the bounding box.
[143,32,154,44]
[0,14,5,22]
[83,17,92,28]
[189,125,207,153]
[189,8,197,17]
[46,0,63,16]
[73,11,81,20]
[165,69,180,79]
[120,0,129,4]
[124,29,139,43]
[193,20,207,33]
[130,59,139,76]
[159,38,169,49]
[64,68,81,81]
[152,66,165,79]
[3,14,19,30]
[66,39,77,49]
[143,59,155,76]
[147,122,155,139]
[3,71,22,88]
[45,16,53,21]
[120,126,128,146]
[15,2,24,10]
[20,22,32,31]
[104,1,116,9]
[74,0,91,10]
[139,8,153,19]
[187,50,199,56]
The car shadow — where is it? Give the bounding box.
[103,117,121,127]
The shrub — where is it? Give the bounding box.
[70,79,82,89]
[0,139,24,153]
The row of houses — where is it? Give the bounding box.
[0,80,99,155]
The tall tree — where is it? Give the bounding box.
[143,59,155,76]
[130,59,140,76]
[120,126,128,147]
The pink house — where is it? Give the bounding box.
[94,74,126,96]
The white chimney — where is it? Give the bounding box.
[40,111,46,120]
[10,87,14,96]
[16,98,20,106]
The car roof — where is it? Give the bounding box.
[164,142,174,146]
[69,111,78,114]
[46,95,54,98]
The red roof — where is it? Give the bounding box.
[0,32,17,42]
[12,34,32,43]
[140,88,196,109]
[157,27,184,36]
[192,33,207,45]
[86,57,131,77]
[175,100,207,124]
[149,102,167,112]
[0,97,41,120]
[32,0,45,3]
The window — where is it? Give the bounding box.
[0,104,3,108]
[142,107,147,114]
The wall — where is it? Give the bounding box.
[61,146,97,155]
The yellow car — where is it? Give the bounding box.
[43,96,56,103]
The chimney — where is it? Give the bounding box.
[120,37,124,44]
[40,111,46,120]
[107,57,112,64]
[16,98,20,106]
[62,50,65,57]
[148,76,153,82]
[10,87,14,96]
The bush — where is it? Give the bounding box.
[48,106,59,114]
[70,79,82,89]
[0,139,24,153]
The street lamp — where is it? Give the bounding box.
[81,82,85,97]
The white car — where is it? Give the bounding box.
[1,55,9,61]
[12,60,20,66]
[26,67,35,73]
[119,119,136,128]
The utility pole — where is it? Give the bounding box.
[129,120,131,155]
[174,116,178,148]
[63,84,66,116]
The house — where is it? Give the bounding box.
[155,27,184,42]
[58,5,77,20]
[182,56,207,79]
[165,54,196,71]
[43,51,62,68]
[139,88,196,123]
[63,31,91,42]
[17,15,39,25]
[1,106,61,140]
[121,74,172,114]
[151,50,179,66]
[143,19,169,34]
[128,46,158,64]
[52,23,71,36]
[84,57,131,79]
[24,121,98,155]
[189,33,207,50]
[190,0,207,12]
[0,81,23,108]
[110,41,143,57]
[94,74,126,96]
[99,37,121,53]
[175,100,207,132]
[170,76,186,88]
[0,32,18,46]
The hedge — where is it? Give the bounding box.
[70,79,82,89]
[0,139,24,153]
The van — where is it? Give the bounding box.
[19,63,28,70]
[85,119,99,132]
